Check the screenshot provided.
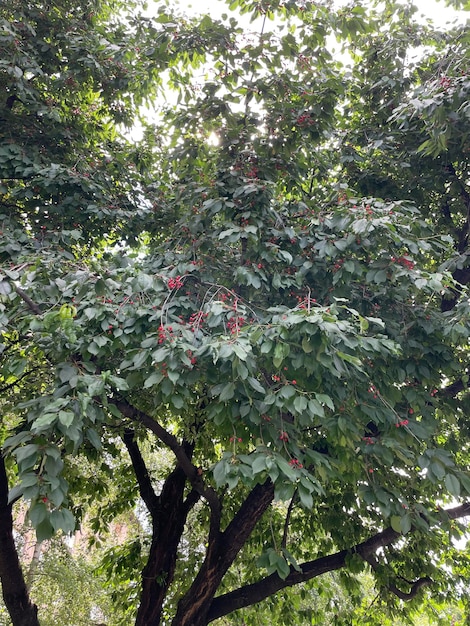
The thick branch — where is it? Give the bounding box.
[112,397,221,529]
[441,163,470,311]
[207,502,470,622]
[0,455,39,626]
[14,287,42,316]
[220,480,275,563]
[122,428,160,517]
[113,398,200,480]
[441,372,470,398]
[173,480,275,626]
[135,462,198,626]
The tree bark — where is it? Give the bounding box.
[135,466,195,626]
[0,455,39,626]
[206,502,470,622]
[171,481,275,626]
[123,430,200,626]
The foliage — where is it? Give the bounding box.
[1,0,470,624]
[29,538,113,626]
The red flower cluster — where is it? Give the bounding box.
[245,167,259,179]
[186,350,197,366]
[279,431,289,442]
[168,276,183,289]
[332,258,344,273]
[289,458,303,469]
[189,311,208,331]
[368,384,380,399]
[296,113,315,126]
[391,256,414,270]
[158,325,173,344]
[439,76,452,89]
[395,419,409,428]
[227,315,245,334]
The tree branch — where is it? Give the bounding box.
[220,480,275,562]
[281,490,297,549]
[111,397,221,531]
[173,480,275,626]
[122,428,160,517]
[441,372,470,397]
[14,287,42,315]
[207,502,470,622]
[363,553,432,600]
[441,163,470,310]
[446,162,470,250]
[0,368,40,394]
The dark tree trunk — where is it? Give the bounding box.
[171,481,275,626]
[135,465,199,626]
[0,456,39,626]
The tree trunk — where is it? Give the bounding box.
[0,456,39,626]
[135,467,198,626]
[171,481,275,626]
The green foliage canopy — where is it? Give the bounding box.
[1,0,470,624]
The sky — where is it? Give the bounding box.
[130,0,467,139]
[178,0,468,24]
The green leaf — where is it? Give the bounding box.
[58,411,75,427]
[275,456,298,482]
[58,364,77,384]
[219,382,235,402]
[8,484,24,504]
[170,394,184,409]
[308,398,324,417]
[336,351,363,370]
[144,372,163,388]
[133,350,149,369]
[273,342,288,368]
[252,455,267,475]
[445,473,461,497]
[107,375,129,391]
[86,428,102,450]
[32,413,57,430]
[247,376,265,394]
[15,444,39,464]
[298,484,313,509]
[274,554,291,580]
[87,378,105,397]
[390,515,402,533]
[35,518,54,542]
[151,346,170,363]
[293,395,308,413]
[50,508,76,534]
[213,460,229,487]
[29,501,48,527]
[315,393,335,411]
[400,514,412,535]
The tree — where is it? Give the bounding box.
[1,0,470,624]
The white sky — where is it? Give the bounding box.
[129,0,467,139]
[178,0,468,24]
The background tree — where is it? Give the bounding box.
[1,0,470,625]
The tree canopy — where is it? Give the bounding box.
[1,0,470,624]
